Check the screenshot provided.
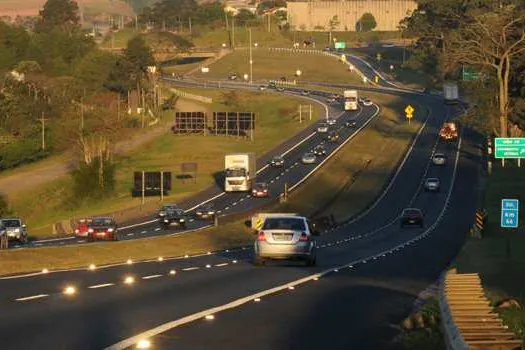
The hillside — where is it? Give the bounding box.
[0,0,135,18]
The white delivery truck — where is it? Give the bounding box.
[443,82,459,104]
[343,90,358,111]
[224,153,256,192]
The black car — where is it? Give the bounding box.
[345,121,357,128]
[270,155,285,167]
[328,131,340,143]
[162,208,187,229]
[195,203,216,220]
[313,145,327,156]
[252,182,269,198]
[87,217,118,242]
[400,208,424,228]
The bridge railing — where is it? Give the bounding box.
[439,270,522,350]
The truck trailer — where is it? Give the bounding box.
[224,153,256,192]
[343,90,358,111]
[443,82,459,104]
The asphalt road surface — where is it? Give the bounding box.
[0,88,482,349]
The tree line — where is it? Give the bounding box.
[401,0,525,136]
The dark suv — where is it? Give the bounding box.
[162,208,187,229]
[400,208,424,228]
[195,203,216,220]
[87,217,118,241]
[328,131,340,143]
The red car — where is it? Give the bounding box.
[74,219,92,237]
[87,217,119,242]
[252,183,269,198]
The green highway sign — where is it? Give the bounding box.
[495,138,525,158]
[462,66,482,81]
[335,42,346,49]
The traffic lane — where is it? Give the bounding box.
[0,132,468,350]
[0,248,254,303]
[0,257,327,350]
[140,129,481,350]
[327,101,443,235]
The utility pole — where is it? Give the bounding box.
[232,16,235,49]
[267,14,271,33]
[189,17,192,34]
[38,113,47,151]
[249,27,253,84]
[135,15,138,31]
[117,93,121,121]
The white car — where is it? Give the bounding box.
[424,178,440,192]
[362,98,373,106]
[259,85,266,91]
[301,153,317,164]
[432,153,447,166]
[317,123,329,133]
[326,118,336,125]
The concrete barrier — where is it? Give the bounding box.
[439,270,522,350]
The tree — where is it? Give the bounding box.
[74,51,118,93]
[357,13,377,32]
[125,36,155,75]
[328,15,340,32]
[445,5,525,137]
[235,9,257,26]
[38,0,80,32]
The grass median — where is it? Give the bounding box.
[9,89,322,237]
[0,92,424,276]
[279,92,425,221]
[191,49,363,85]
[454,161,525,340]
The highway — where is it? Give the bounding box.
[0,52,483,350]
[14,85,380,249]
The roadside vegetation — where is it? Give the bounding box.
[7,88,322,236]
[454,161,525,341]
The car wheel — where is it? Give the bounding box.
[19,235,28,244]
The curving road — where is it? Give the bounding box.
[0,55,482,350]
[16,87,378,250]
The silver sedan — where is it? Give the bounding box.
[301,153,317,164]
[424,178,441,192]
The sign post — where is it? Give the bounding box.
[495,138,525,167]
[405,105,415,125]
[501,199,519,229]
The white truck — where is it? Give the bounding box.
[224,153,256,192]
[343,90,358,111]
[443,82,459,104]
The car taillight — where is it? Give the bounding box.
[107,228,114,232]
[299,232,310,241]
[257,231,266,241]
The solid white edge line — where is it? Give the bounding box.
[142,274,163,280]
[34,236,76,243]
[88,283,115,289]
[16,294,49,301]
[104,131,464,350]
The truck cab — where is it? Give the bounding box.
[224,153,256,192]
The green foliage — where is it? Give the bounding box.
[328,15,340,31]
[37,0,80,32]
[149,0,198,28]
[0,22,31,71]
[193,2,224,26]
[71,156,116,200]
[74,51,118,93]
[125,35,156,75]
[221,90,241,107]
[357,13,377,32]
[235,9,258,27]
[0,139,50,170]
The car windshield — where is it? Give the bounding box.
[262,218,306,231]
[434,154,445,158]
[304,153,314,158]
[427,178,439,183]
[272,156,283,161]
[162,205,177,211]
[226,169,246,177]
[319,124,327,127]
[255,183,267,189]
[403,209,421,216]
[2,219,21,227]
[91,218,114,226]
[167,209,184,216]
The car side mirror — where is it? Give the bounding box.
[22,224,26,228]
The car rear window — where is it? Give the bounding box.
[91,218,114,226]
[2,219,21,227]
[262,218,306,231]
[403,209,421,216]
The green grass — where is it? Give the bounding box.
[190,25,292,48]
[100,28,139,49]
[279,92,425,220]
[191,49,363,84]
[10,89,322,237]
[455,161,525,341]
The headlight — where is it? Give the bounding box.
[196,211,202,215]
[208,211,215,215]
[14,228,20,233]
[164,219,169,223]
[179,219,185,222]
[107,228,114,232]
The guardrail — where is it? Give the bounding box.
[439,270,522,350]
[169,88,212,104]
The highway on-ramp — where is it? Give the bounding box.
[0,73,483,350]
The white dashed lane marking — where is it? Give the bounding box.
[16,294,49,302]
[142,274,163,280]
[215,263,228,267]
[88,283,114,289]
[182,267,200,271]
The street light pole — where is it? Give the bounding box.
[249,27,253,84]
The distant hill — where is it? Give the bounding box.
[0,0,135,19]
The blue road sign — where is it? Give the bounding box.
[501,199,519,228]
